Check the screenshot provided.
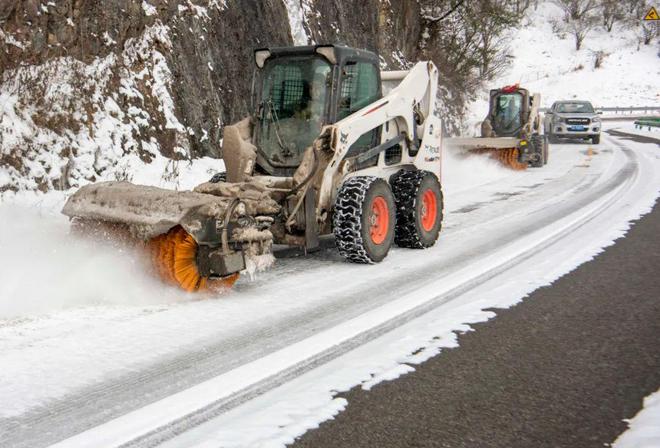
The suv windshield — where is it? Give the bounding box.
[256,56,331,168]
[556,102,594,113]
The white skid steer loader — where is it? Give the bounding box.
[62,45,444,292]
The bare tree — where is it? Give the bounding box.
[554,0,599,49]
[601,0,624,32]
[555,0,599,21]
[510,0,533,16]
[622,1,659,45]
[421,0,523,87]
[622,0,646,16]
[639,22,657,44]
[418,0,531,131]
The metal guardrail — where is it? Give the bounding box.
[597,106,660,114]
[634,118,660,128]
[539,106,660,114]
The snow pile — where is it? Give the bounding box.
[466,1,659,127]
[614,388,660,448]
[0,22,207,194]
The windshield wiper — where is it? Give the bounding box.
[262,99,292,157]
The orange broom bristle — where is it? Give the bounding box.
[477,147,528,170]
[147,226,239,293]
[469,147,529,170]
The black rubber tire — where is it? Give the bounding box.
[592,134,600,144]
[333,176,396,263]
[547,133,558,144]
[530,134,545,168]
[391,170,444,249]
[209,172,226,183]
[543,135,549,165]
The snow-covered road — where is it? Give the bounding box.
[1,128,658,447]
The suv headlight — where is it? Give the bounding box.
[592,116,601,123]
[552,115,562,123]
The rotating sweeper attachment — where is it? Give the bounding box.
[62,181,277,292]
[445,84,548,170]
[62,44,445,292]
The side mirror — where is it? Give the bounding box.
[597,111,603,115]
[546,111,553,115]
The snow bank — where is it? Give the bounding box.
[614,388,660,448]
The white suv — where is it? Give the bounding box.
[544,101,601,144]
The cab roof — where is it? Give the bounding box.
[253,44,379,67]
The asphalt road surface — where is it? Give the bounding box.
[294,199,660,448]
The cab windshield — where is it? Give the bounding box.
[493,93,523,135]
[256,56,331,168]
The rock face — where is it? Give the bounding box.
[1,1,291,159]
[0,0,465,192]
[300,0,421,67]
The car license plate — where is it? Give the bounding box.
[569,125,586,131]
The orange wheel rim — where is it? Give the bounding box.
[369,196,389,245]
[421,189,437,231]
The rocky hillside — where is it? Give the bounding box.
[0,0,516,193]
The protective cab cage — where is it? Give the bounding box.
[251,44,384,176]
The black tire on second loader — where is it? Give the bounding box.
[391,170,443,249]
[530,134,545,168]
[333,176,396,263]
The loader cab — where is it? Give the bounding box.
[252,45,382,175]
[487,86,531,138]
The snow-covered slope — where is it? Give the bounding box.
[467,1,659,127]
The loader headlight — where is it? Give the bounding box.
[315,45,337,64]
[254,49,271,68]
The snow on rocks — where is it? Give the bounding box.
[284,0,310,46]
[142,1,157,17]
[0,22,193,194]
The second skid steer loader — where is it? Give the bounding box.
[62,45,445,292]
[447,84,548,169]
